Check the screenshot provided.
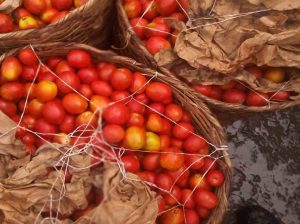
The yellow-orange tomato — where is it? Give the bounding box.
[41,8,59,24]
[27,99,44,117]
[90,95,111,113]
[145,132,160,151]
[74,0,88,7]
[160,208,184,224]
[35,81,58,102]
[189,173,210,190]
[123,126,146,150]
[160,147,185,171]
[1,56,22,81]
[53,133,70,145]
[146,113,163,133]
[19,16,39,30]
[264,67,285,83]
[75,111,98,129]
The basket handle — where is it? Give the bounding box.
[0,0,22,13]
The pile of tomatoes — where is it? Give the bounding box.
[123,0,189,55]
[0,0,88,33]
[0,48,225,224]
[192,66,292,107]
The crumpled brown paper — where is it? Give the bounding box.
[0,0,22,13]
[174,0,300,74]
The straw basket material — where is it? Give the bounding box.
[0,0,113,53]
[0,43,232,224]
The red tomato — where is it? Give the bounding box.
[245,91,269,106]
[47,56,62,70]
[27,99,44,118]
[192,84,212,97]
[56,71,81,94]
[181,189,195,208]
[155,173,173,193]
[221,80,237,90]
[270,91,290,101]
[160,208,184,224]
[146,36,171,55]
[25,144,37,154]
[142,153,160,171]
[110,68,133,91]
[199,157,218,174]
[22,133,37,145]
[127,99,145,114]
[206,170,225,187]
[245,65,263,78]
[22,115,37,129]
[155,0,178,16]
[79,84,93,99]
[157,197,166,213]
[1,56,23,81]
[127,112,144,126]
[185,154,205,170]
[72,204,96,220]
[130,17,148,39]
[77,67,98,84]
[179,0,189,11]
[172,122,194,139]
[55,60,74,74]
[21,65,38,81]
[35,81,58,102]
[42,100,66,125]
[182,110,192,122]
[129,72,147,93]
[146,102,165,116]
[41,8,59,24]
[0,99,17,116]
[135,93,149,104]
[166,164,189,188]
[183,135,207,153]
[97,62,116,81]
[18,48,38,66]
[164,185,182,206]
[75,111,98,130]
[0,82,25,101]
[90,80,113,97]
[189,173,210,190]
[165,103,183,122]
[51,10,68,23]
[13,8,32,22]
[24,83,36,99]
[103,124,125,144]
[161,118,172,135]
[170,138,182,148]
[18,99,26,113]
[59,114,75,133]
[67,49,91,69]
[90,95,110,112]
[38,72,56,82]
[51,0,73,11]
[111,90,130,102]
[185,209,200,224]
[62,93,88,114]
[196,207,211,218]
[146,82,172,103]
[34,118,57,139]
[170,12,187,22]
[145,22,170,38]
[103,103,130,125]
[142,0,158,20]
[194,189,218,209]
[146,113,164,133]
[24,0,46,15]
[136,171,156,183]
[121,154,140,173]
[222,89,246,104]
[0,13,14,33]
[209,85,223,100]
[123,0,142,19]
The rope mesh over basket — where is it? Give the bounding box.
[0,43,231,224]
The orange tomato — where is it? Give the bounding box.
[123,126,146,150]
[35,81,58,102]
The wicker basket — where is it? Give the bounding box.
[0,0,113,53]
[0,43,232,224]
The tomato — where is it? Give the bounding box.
[51,0,73,11]
[146,113,163,133]
[160,118,172,134]
[270,91,290,101]
[1,56,23,81]
[165,103,183,122]
[22,133,37,145]
[127,112,144,127]
[0,13,14,33]
[0,99,17,116]
[79,84,93,99]
[170,138,183,148]
[21,65,38,81]
[222,89,246,104]
[145,22,170,38]
[164,185,182,206]
[78,67,98,84]
[183,135,207,153]
[166,164,190,187]
[179,0,189,11]
[18,99,26,112]
[111,90,130,103]
[103,124,125,144]
[245,65,263,78]
[160,147,184,171]
[72,204,96,220]
[103,102,130,125]
[19,16,39,30]
[192,84,212,97]
[189,173,210,190]
[245,91,269,106]
[130,17,148,39]
[122,154,140,173]
[110,68,133,91]
[13,8,32,22]
[23,0,46,15]
[194,189,218,209]
[206,170,224,187]
[0,82,25,101]
[146,36,171,55]
[62,93,88,114]
[90,80,113,97]
[35,81,57,102]
[59,114,75,133]
[41,8,59,24]
[27,99,44,118]
[74,0,88,7]
[66,49,91,69]
[146,102,165,116]
[185,209,200,224]
[51,11,68,23]
[155,0,178,16]
[221,79,237,90]
[136,171,156,183]
[209,85,223,100]
[56,71,81,94]
[170,12,187,22]
[18,48,38,66]
[185,154,205,170]
[142,0,158,20]
[127,99,145,114]
[47,56,62,70]
[160,208,184,224]
[75,111,98,130]
[264,67,285,83]
[145,131,160,151]
[155,173,173,193]
[129,72,147,93]
[34,118,57,139]
[142,153,160,171]
[22,115,36,130]
[181,110,192,122]
[124,0,142,19]
[53,133,70,144]
[196,207,211,218]
[90,95,110,112]
[199,157,218,174]
[181,189,195,208]
[38,73,56,83]
[97,62,116,81]
[25,144,37,154]
[123,126,146,150]
[157,197,166,213]
[146,82,172,103]
[172,122,194,139]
